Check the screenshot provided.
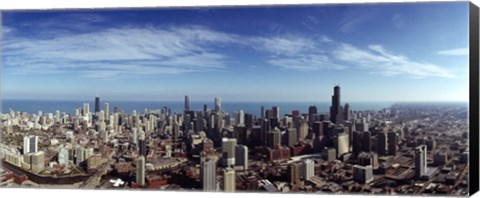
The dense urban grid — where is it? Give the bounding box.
[0,86,469,195]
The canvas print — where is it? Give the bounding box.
[0,1,475,196]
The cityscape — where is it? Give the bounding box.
[0,85,470,195]
[0,2,471,196]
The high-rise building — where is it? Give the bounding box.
[75,146,85,166]
[353,165,374,184]
[58,147,69,165]
[287,128,298,147]
[344,103,351,121]
[266,128,282,148]
[95,96,100,113]
[23,135,38,154]
[185,95,190,111]
[104,103,110,121]
[215,97,222,112]
[288,163,301,184]
[235,145,248,170]
[260,106,265,119]
[415,144,427,179]
[330,85,343,124]
[223,168,236,192]
[201,159,217,191]
[308,105,318,126]
[362,131,372,152]
[136,156,145,186]
[272,106,280,119]
[335,133,349,158]
[377,132,387,156]
[303,159,315,179]
[388,131,397,156]
[222,138,237,167]
[352,131,363,156]
[31,151,45,174]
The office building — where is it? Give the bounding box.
[136,156,145,186]
[185,95,190,111]
[223,168,236,192]
[201,159,217,191]
[95,96,100,113]
[222,138,237,167]
[287,127,298,147]
[388,131,397,156]
[104,103,109,121]
[415,145,427,179]
[267,128,282,148]
[335,133,349,158]
[344,103,351,121]
[303,159,315,179]
[75,146,85,166]
[23,135,38,154]
[215,97,222,112]
[353,165,374,184]
[235,145,248,170]
[31,151,45,174]
[272,106,280,119]
[377,132,387,156]
[330,85,343,124]
[58,147,69,165]
[288,162,301,185]
[362,131,372,152]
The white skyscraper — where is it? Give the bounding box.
[201,159,217,191]
[223,168,235,192]
[104,103,110,121]
[23,135,38,154]
[303,159,315,179]
[58,147,69,165]
[415,144,427,179]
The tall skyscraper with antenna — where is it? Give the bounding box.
[330,85,343,124]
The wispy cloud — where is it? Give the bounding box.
[338,10,374,33]
[3,25,236,78]
[333,43,455,78]
[267,54,345,71]
[437,48,469,56]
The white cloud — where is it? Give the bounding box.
[437,48,469,56]
[333,43,455,78]
[252,36,315,56]
[392,13,405,29]
[267,54,346,71]
[3,25,235,78]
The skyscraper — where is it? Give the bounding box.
[344,103,351,121]
[185,95,190,111]
[415,144,427,179]
[272,106,280,119]
[335,133,349,158]
[215,97,222,112]
[201,159,217,191]
[303,159,315,179]
[136,156,145,186]
[23,135,38,154]
[235,145,248,170]
[388,131,398,156]
[222,138,237,167]
[287,128,298,147]
[95,96,100,113]
[377,132,387,156]
[104,103,110,121]
[223,168,236,192]
[330,85,343,124]
[58,147,69,165]
[362,131,372,152]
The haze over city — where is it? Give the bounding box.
[1,2,469,102]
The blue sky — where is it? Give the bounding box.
[1,2,470,102]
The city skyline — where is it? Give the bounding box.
[1,2,469,102]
